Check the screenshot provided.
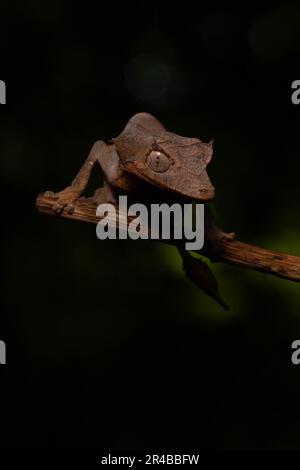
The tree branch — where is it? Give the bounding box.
[36,193,300,283]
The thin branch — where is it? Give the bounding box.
[36,193,300,283]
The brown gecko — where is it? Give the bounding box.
[44,113,234,309]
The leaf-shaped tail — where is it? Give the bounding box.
[178,248,229,310]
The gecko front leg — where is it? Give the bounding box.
[44,140,111,214]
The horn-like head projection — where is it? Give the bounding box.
[113,113,215,202]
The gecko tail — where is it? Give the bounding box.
[178,248,229,311]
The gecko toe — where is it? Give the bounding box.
[53,203,63,214]
[65,203,75,214]
[44,190,55,198]
[225,232,236,241]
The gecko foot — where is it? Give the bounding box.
[221,231,236,242]
[43,186,80,214]
[204,231,236,258]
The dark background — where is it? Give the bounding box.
[1,0,300,450]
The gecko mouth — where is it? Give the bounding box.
[196,185,215,202]
[153,176,215,202]
[120,157,216,202]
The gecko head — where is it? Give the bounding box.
[114,128,215,202]
[142,136,215,202]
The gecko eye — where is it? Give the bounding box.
[146,150,171,173]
